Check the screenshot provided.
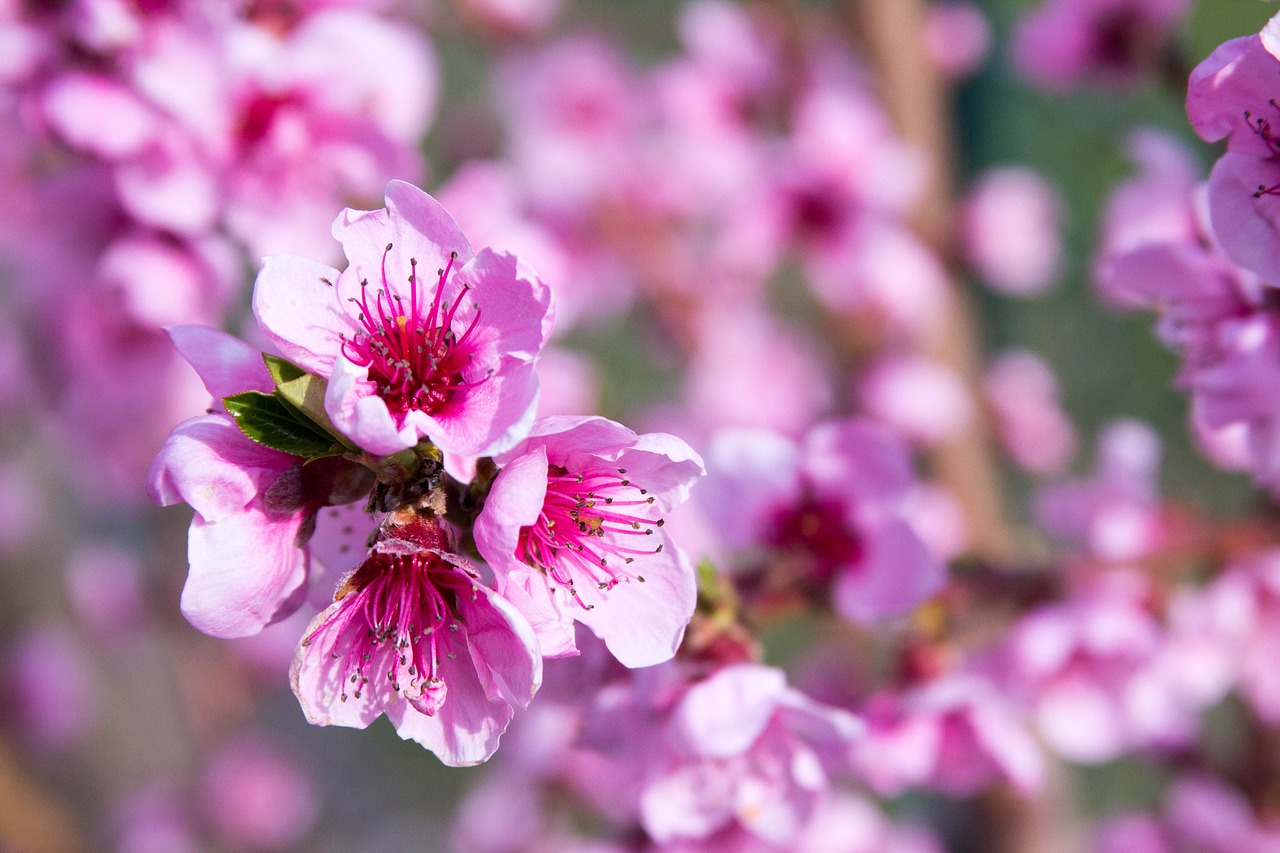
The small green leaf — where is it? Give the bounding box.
[276,371,353,447]
[223,391,341,458]
[262,353,308,387]
[261,353,357,452]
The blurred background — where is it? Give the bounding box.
[2,0,1279,851]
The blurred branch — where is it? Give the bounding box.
[0,738,85,853]
[851,4,1082,851]
[850,0,1017,564]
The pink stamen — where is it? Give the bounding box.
[301,549,470,706]
[516,466,664,609]
[339,246,488,417]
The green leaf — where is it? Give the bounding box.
[262,353,308,387]
[223,391,342,458]
[261,353,357,452]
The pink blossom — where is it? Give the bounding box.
[1094,129,1201,308]
[853,673,1044,797]
[984,349,1076,475]
[856,354,974,447]
[1005,571,1194,763]
[1033,420,1164,562]
[636,664,861,847]
[769,87,944,340]
[1186,13,1280,283]
[700,420,944,623]
[1203,551,1280,725]
[474,415,704,667]
[923,2,990,79]
[495,36,642,213]
[218,9,436,261]
[201,736,319,849]
[291,509,541,766]
[960,166,1063,296]
[253,180,554,458]
[1096,188,1280,492]
[1146,574,1249,716]
[1012,0,1189,90]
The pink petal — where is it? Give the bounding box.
[290,602,395,729]
[252,254,348,377]
[473,445,550,580]
[385,641,515,767]
[572,536,696,668]
[833,519,943,623]
[332,180,474,294]
[673,665,788,757]
[462,582,543,708]
[1208,151,1280,283]
[185,508,310,638]
[167,326,274,402]
[147,415,287,520]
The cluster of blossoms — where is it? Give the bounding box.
[141,3,1280,850]
[152,181,709,765]
[15,0,1280,849]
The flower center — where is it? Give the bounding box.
[340,245,489,417]
[515,465,666,609]
[301,548,469,710]
[767,497,862,580]
[788,182,848,245]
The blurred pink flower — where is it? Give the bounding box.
[1006,571,1194,763]
[1034,420,1164,562]
[700,420,944,623]
[1095,129,1201,308]
[1012,0,1189,90]
[984,349,1077,475]
[637,664,861,848]
[202,736,319,849]
[856,354,974,447]
[923,2,990,79]
[854,673,1044,797]
[961,166,1063,296]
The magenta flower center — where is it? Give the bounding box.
[341,245,488,417]
[788,182,848,245]
[768,497,862,580]
[515,464,665,609]
[301,549,469,708]
[1093,9,1155,72]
